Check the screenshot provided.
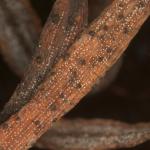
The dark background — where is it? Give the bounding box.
[0,0,150,149]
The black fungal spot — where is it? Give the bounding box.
[68,69,82,89]
[118,2,124,8]
[33,120,44,133]
[60,52,70,61]
[89,30,95,36]
[51,12,60,24]
[59,92,65,99]
[91,56,104,67]
[49,103,57,111]
[117,13,124,20]
[97,56,104,62]
[78,58,86,66]
[137,1,145,8]
[74,83,82,89]
[99,34,105,40]
[59,92,68,103]
[123,27,129,34]
[34,120,41,126]
[36,73,44,82]
[69,70,78,84]
[105,47,113,53]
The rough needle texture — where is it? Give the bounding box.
[36,119,150,150]
[0,0,88,124]
[0,0,41,76]
[0,0,149,149]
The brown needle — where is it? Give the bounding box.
[0,0,88,124]
[0,0,149,149]
[36,119,150,150]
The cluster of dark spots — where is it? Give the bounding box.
[118,2,124,8]
[49,103,57,111]
[74,82,82,89]
[60,52,70,61]
[105,47,114,53]
[117,13,124,20]
[77,58,86,66]
[137,1,145,9]
[88,30,96,37]
[99,34,105,41]
[99,33,114,42]
[123,26,130,34]
[1,122,8,129]
[58,92,68,102]
[68,70,78,84]
[50,12,60,24]
[59,92,65,99]
[36,73,44,82]
[33,120,44,135]
[59,93,69,103]
[33,120,41,127]
[68,69,82,89]
[90,56,104,67]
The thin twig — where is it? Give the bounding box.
[0,0,149,149]
[0,0,88,124]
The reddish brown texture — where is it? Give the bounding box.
[0,0,149,149]
[0,0,88,124]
